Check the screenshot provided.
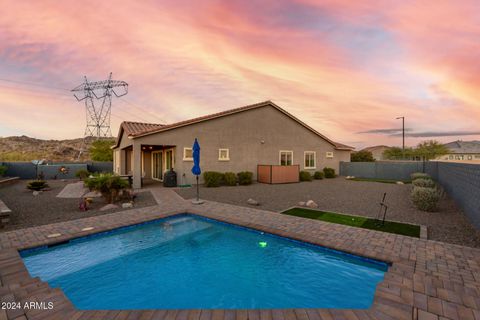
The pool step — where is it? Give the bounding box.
[24,288,75,319]
[15,281,52,300]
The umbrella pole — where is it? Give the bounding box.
[196,175,199,202]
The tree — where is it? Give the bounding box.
[382,146,416,160]
[351,150,375,162]
[89,139,115,161]
[415,140,450,161]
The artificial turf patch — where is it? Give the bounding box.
[282,207,420,238]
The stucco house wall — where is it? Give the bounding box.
[113,102,352,188]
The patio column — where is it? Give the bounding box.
[132,142,142,189]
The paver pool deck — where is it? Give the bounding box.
[0,188,479,320]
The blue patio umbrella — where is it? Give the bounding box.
[191,138,201,202]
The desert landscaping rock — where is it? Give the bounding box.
[122,202,134,209]
[0,180,156,231]
[100,204,119,211]
[298,201,306,207]
[306,200,318,208]
[247,198,259,206]
[176,177,480,248]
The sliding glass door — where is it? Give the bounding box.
[152,151,163,181]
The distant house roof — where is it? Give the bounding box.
[443,141,480,154]
[360,145,390,152]
[114,101,354,150]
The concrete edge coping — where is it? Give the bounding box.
[280,206,426,239]
[0,176,20,185]
[0,199,12,214]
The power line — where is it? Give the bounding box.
[119,97,167,124]
[0,83,72,99]
[114,104,153,123]
[0,77,70,92]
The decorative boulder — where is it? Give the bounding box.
[122,202,134,209]
[247,198,259,206]
[298,201,306,207]
[100,204,119,211]
[32,191,40,196]
[306,200,318,208]
[396,181,404,185]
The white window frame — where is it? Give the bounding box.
[183,147,193,161]
[326,151,334,159]
[218,148,230,161]
[279,150,293,166]
[304,151,316,169]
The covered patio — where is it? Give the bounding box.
[114,144,176,188]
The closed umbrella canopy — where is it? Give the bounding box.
[191,138,201,176]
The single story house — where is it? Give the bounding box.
[112,101,353,188]
[359,145,390,161]
[437,140,480,162]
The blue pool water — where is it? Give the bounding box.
[21,214,387,310]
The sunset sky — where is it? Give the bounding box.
[0,0,479,149]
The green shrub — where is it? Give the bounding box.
[411,187,439,212]
[351,150,375,162]
[84,173,129,203]
[203,171,224,187]
[412,178,436,188]
[323,167,336,179]
[0,165,7,177]
[224,172,237,186]
[411,172,431,181]
[313,171,324,179]
[237,171,253,185]
[299,171,312,181]
[27,180,49,191]
[75,169,91,180]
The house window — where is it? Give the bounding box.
[183,147,193,161]
[304,151,316,169]
[467,155,473,160]
[279,151,293,166]
[326,151,334,159]
[218,148,230,161]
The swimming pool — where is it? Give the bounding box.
[21,214,387,310]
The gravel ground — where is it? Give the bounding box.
[175,178,480,248]
[0,180,157,231]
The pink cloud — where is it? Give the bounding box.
[0,0,478,148]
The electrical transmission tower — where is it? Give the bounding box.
[72,73,128,159]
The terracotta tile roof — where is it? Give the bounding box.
[119,101,354,150]
[121,121,164,136]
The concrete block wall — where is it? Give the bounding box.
[0,162,113,179]
[340,161,425,181]
[435,162,480,229]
